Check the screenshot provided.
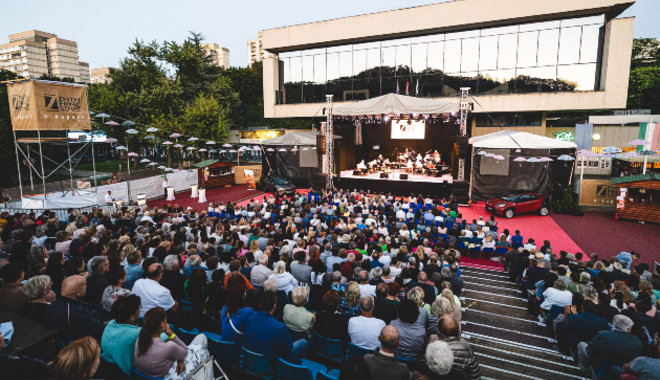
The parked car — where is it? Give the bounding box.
[485,193,549,219]
[264,175,296,196]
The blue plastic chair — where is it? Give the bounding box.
[207,336,240,371]
[345,342,373,360]
[496,247,508,254]
[277,358,314,380]
[241,347,274,380]
[176,327,199,345]
[482,247,495,253]
[131,368,163,380]
[317,371,341,380]
[179,299,194,311]
[314,333,344,363]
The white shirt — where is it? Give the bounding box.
[540,288,573,311]
[131,278,176,317]
[358,283,376,298]
[162,181,169,188]
[105,193,113,203]
[348,316,386,350]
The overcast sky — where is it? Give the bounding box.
[2,0,657,69]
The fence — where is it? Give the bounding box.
[0,205,114,221]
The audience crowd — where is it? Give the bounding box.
[0,187,657,380]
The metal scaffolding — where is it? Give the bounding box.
[324,95,334,190]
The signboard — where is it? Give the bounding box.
[391,119,425,140]
[239,130,284,144]
[579,179,617,207]
[68,131,107,143]
[7,80,91,131]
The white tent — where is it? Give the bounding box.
[262,131,319,146]
[333,93,459,116]
[469,129,577,149]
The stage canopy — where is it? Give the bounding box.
[469,129,577,149]
[333,93,459,116]
[261,131,319,146]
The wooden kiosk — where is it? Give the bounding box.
[194,159,235,189]
[612,173,660,224]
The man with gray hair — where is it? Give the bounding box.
[577,314,643,376]
[160,254,186,301]
[251,254,273,288]
[83,256,109,304]
[347,295,386,350]
[425,340,456,378]
[359,325,410,379]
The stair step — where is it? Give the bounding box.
[461,289,528,306]
[461,320,556,350]
[474,351,583,380]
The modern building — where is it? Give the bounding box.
[0,30,90,82]
[201,43,230,69]
[90,67,112,84]
[247,32,275,65]
[259,0,637,138]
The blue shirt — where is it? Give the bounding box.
[220,306,255,346]
[124,263,143,289]
[100,320,141,375]
[244,311,297,364]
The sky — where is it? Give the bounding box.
[2,0,658,69]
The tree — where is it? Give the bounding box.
[0,70,20,186]
[630,38,660,69]
[627,66,660,113]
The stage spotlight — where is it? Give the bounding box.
[384,116,390,122]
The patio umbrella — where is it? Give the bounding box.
[538,157,553,162]
[278,148,287,152]
[302,147,309,151]
[162,141,173,145]
[601,146,622,154]
[223,143,232,147]
[492,155,505,160]
[173,144,183,148]
[140,158,151,163]
[266,148,275,152]
[206,140,216,145]
[253,146,261,150]
[484,153,495,158]
[148,162,158,166]
[637,150,657,174]
[105,120,119,126]
[228,149,237,153]
[169,133,182,139]
[557,155,575,161]
[219,150,227,153]
[106,138,118,143]
[127,152,139,157]
[477,150,488,156]
[165,167,174,172]
[125,128,139,135]
[627,139,650,146]
[291,147,299,152]
[186,147,196,151]
[115,145,127,150]
[95,113,110,118]
[146,127,159,132]
[187,137,199,142]
[157,165,166,170]
[526,157,540,163]
[144,135,156,140]
[122,120,136,127]
[199,148,208,152]
[89,111,96,116]
[513,157,527,162]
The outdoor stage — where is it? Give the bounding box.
[337,169,469,200]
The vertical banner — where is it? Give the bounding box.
[7,80,90,131]
[575,123,593,151]
[244,169,256,190]
[639,122,658,151]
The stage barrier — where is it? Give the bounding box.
[94,169,198,204]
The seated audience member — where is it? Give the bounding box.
[315,290,349,342]
[224,259,255,291]
[359,325,411,380]
[373,283,398,324]
[84,256,110,305]
[19,274,55,322]
[49,336,101,380]
[131,263,177,317]
[425,340,463,380]
[197,269,226,333]
[564,300,609,356]
[44,274,104,341]
[244,291,310,365]
[184,268,207,305]
[390,299,427,359]
[101,294,141,376]
[408,286,431,327]
[161,254,187,301]
[220,272,255,346]
[134,307,209,379]
[250,254,273,288]
[283,286,315,340]
[123,250,143,289]
[101,265,131,313]
[437,315,481,380]
[46,251,66,292]
[290,250,312,284]
[268,260,298,293]
[348,295,386,350]
[0,263,27,312]
[338,281,362,317]
[594,292,619,323]
[358,269,377,297]
[620,344,660,380]
[540,278,573,312]
[577,314,643,376]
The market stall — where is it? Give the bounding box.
[612,173,660,224]
[194,159,234,189]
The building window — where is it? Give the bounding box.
[475,112,542,127]
[277,14,604,104]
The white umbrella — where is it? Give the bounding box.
[228,149,237,153]
[302,147,309,151]
[223,143,232,148]
[127,152,139,157]
[148,162,159,166]
[146,127,159,133]
[477,150,488,156]
[199,148,208,152]
[526,157,540,163]
[157,165,166,169]
[162,141,173,145]
[186,147,195,151]
[206,140,216,145]
[219,150,227,153]
[266,148,275,152]
[125,128,139,135]
[538,157,553,162]
[173,144,183,148]
[140,158,151,163]
[557,155,575,161]
[492,154,505,160]
[253,145,261,150]
[278,148,287,152]
[116,145,127,150]
[169,133,182,139]
[165,167,174,172]
[513,157,527,162]
[291,146,299,152]
[106,138,118,143]
[187,137,199,142]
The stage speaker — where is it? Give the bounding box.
[380,173,389,179]
[400,173,408,180]
[353,170,361,176]
[316,134,326,154]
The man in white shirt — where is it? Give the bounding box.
[131,263,177,317]
[162,177,169,199]
[104,191,114,205]
[358,270,376,297]
[250,254,273,287]
[348,296,386,350]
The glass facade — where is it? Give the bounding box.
[278,15,604,104]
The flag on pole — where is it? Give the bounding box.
[406,81,409,95]
[396,79,400,94]
[415,78,419,96]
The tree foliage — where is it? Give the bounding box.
[627,38,660,113]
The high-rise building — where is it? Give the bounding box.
[247,32,275,65]
[90,67,112,84]
[201,43,230,69]
[0,30,90,83]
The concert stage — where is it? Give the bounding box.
[337,170,469,201]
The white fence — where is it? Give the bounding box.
[95,169,198,204]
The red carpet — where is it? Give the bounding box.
[147,185,261,210]
[460,257,504,271]
[458,201,583,255]
[551,211,660,266]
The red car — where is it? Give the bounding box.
[485,193,549,219]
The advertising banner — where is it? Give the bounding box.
[7,80,91,131]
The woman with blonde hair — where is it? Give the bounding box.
[438,289,462,322]
[338,281,361,316]
[268,260,298,293]
[283,286,315,340]
[612,280,633,304]
[408,286,430,327]
[50,336,101,380]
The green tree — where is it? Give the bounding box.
[0,70,20,185]
[627,66,660,113]
[630,38,660,69]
